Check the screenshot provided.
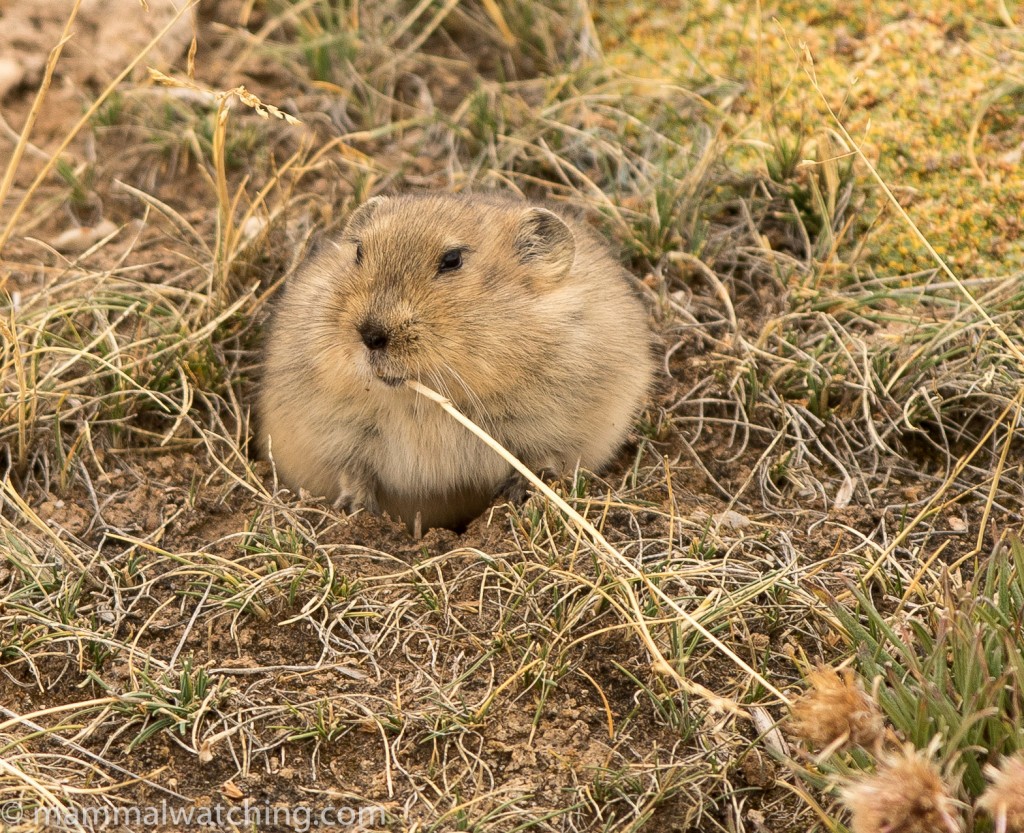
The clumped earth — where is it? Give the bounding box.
[2,1,1023,832]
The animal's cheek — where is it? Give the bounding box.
[387,329,424,365]
[314,342,356,380]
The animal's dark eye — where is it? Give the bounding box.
[355,242,363,265]
[438,249,463,273]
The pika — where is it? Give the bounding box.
[258,192,654,530]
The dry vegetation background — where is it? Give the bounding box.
[1,1,1024,831]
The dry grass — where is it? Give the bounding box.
[1,1,1023,832]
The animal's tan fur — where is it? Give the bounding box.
[258,192,654,529]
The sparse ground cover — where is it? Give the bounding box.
[604,0,1024,273]
[0,1,1023,832]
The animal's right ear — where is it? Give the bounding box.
[513,207,576,282]
[344,196,389,237]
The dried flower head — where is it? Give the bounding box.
[840,744,962,833]
[979,753,1024,833]
[147,69,302,125]
[788,666,884,753]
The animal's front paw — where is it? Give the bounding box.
[495,471,529,505]
[334,471,379,516]
[494,466,561,506]
[332,492,376,515]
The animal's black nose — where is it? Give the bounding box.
[358,321,390,351]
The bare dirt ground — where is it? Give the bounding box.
[2,2,1023,832]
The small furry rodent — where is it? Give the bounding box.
[258,192,654,529]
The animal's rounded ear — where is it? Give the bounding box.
[344,196,390,236]
[514,207,575,281]
[303,229,324,260]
